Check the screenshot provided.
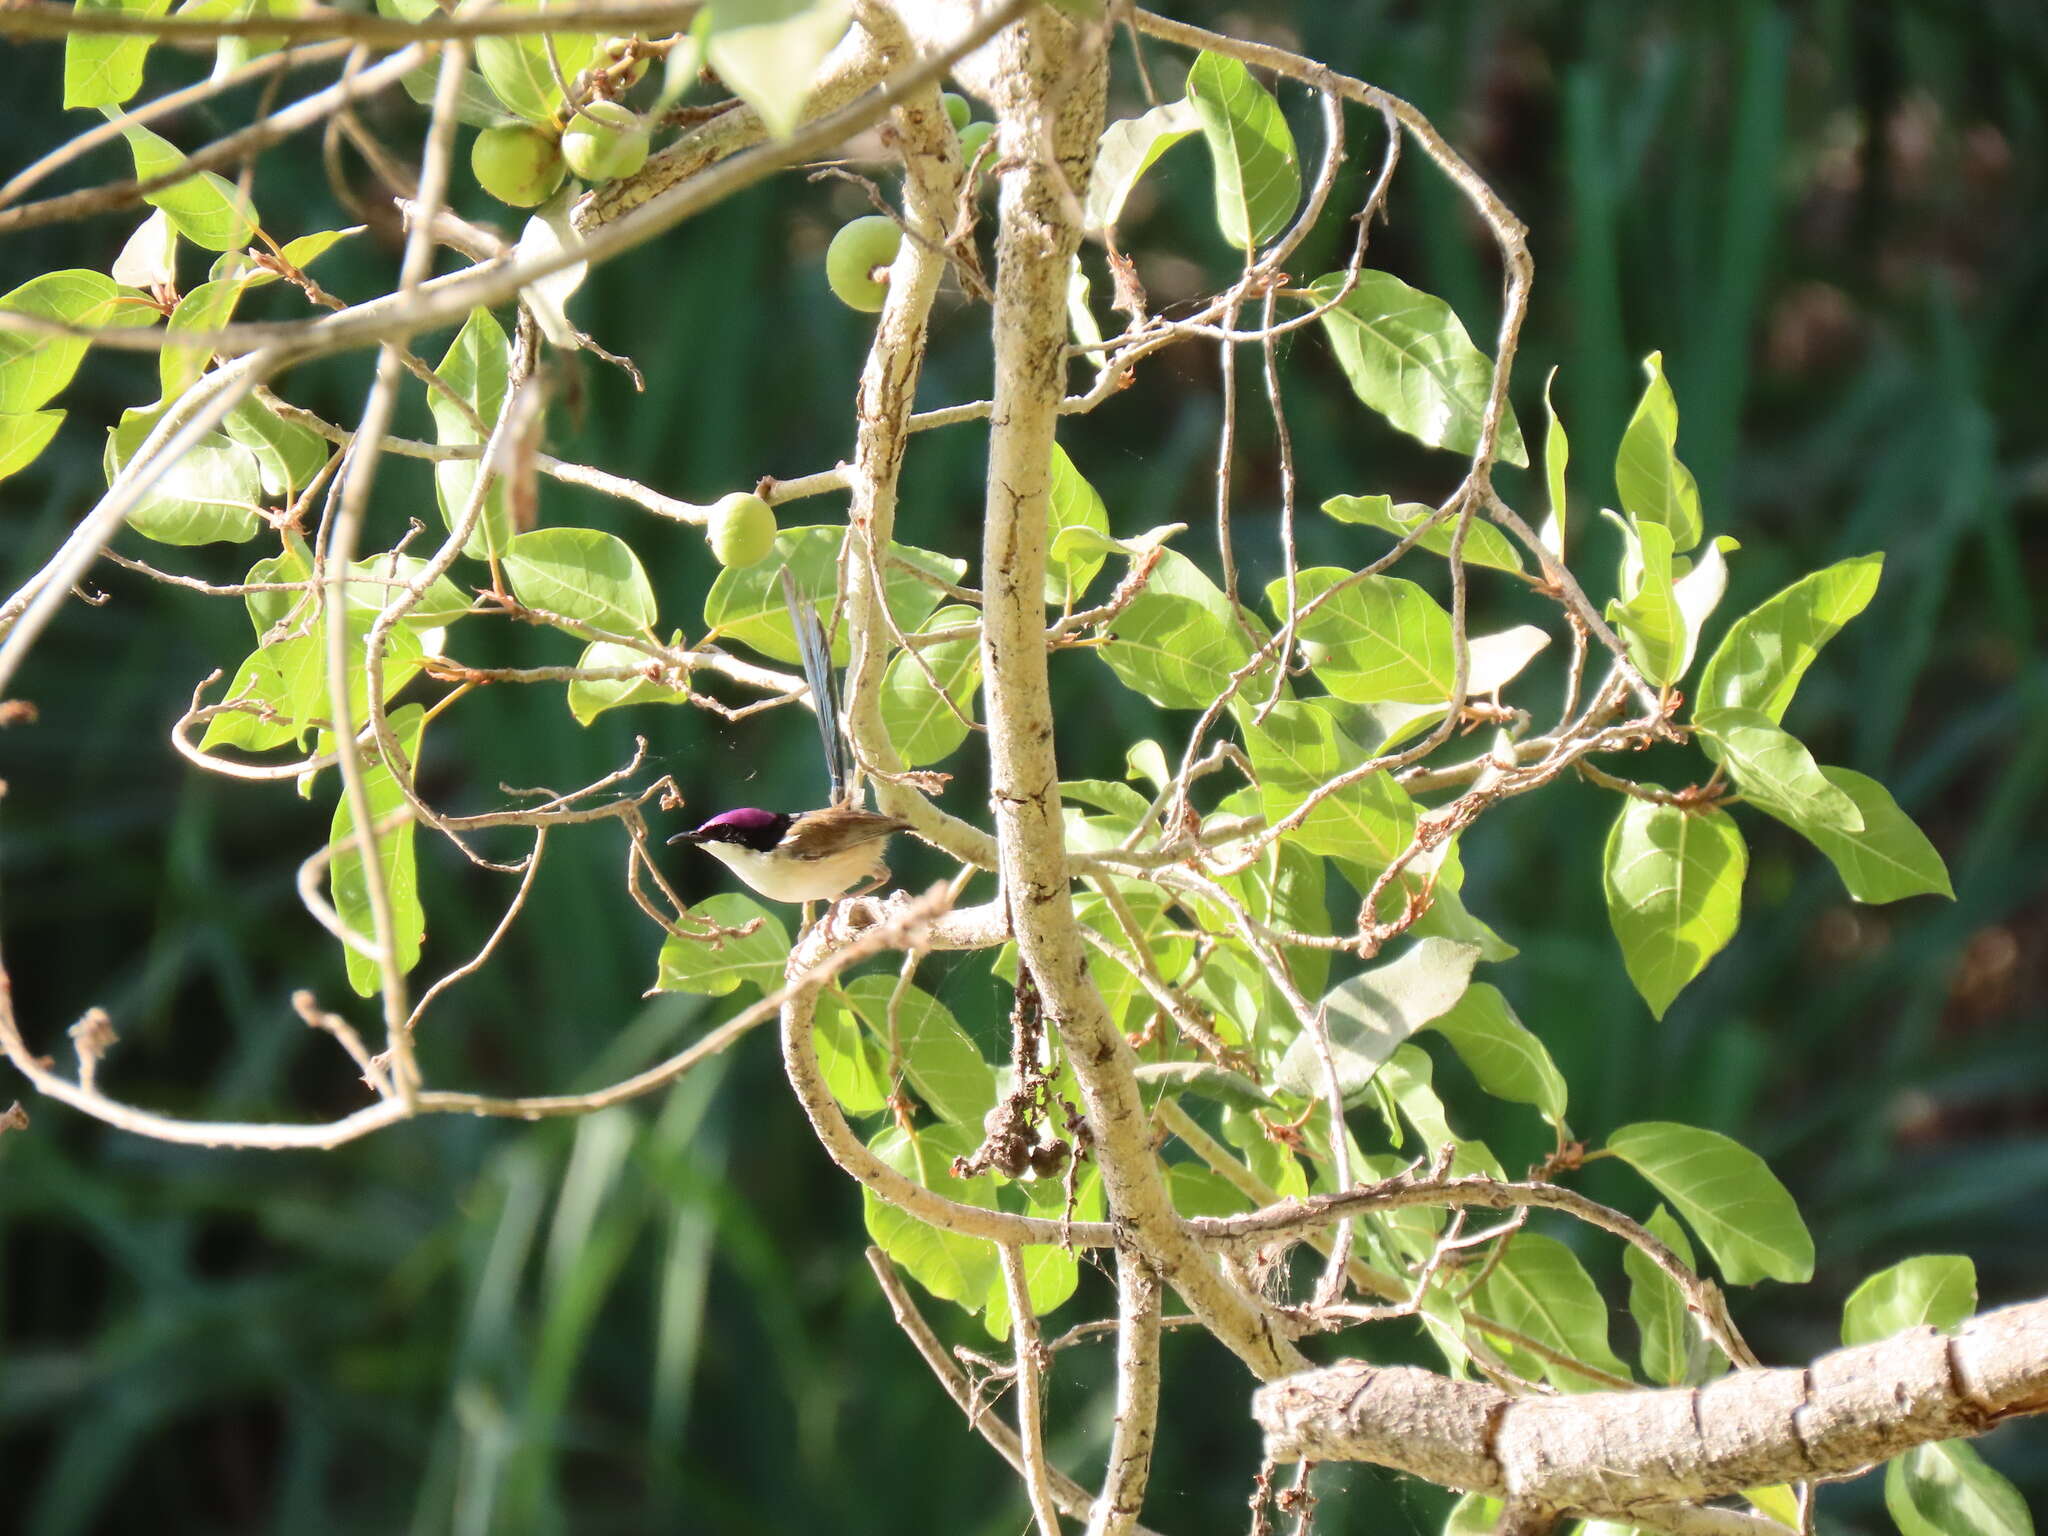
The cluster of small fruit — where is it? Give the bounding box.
[471,38,654,207]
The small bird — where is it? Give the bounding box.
[669,568,908,904]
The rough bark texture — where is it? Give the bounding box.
[968,0,1300,1381]
[1254,1297,2048,1522]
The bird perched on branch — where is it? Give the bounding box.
[670,568,908,904]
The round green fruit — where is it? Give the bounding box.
[824,214,903,313]
[562,100,650,182]
[942,92,972,131]
[956,119,996,167]
[707,492,778,568]
[472,125,566,208]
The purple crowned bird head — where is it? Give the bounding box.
[669,807,790,853]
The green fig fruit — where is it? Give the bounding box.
[707,491,778,568]
[562,99,651,182]
[825,214,903,313]
[472,125,566,208]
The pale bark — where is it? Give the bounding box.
[1255,1297,2048,1525]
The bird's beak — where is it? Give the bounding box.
[667,829,703,846]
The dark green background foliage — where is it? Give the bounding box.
[3,3,2045,1531]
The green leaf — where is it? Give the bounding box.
[1307,270,1529,467]
[1185,51,1300,251]
[1670,533,1739,682]
[1427,982,1566,1128]
[1624,1204,1719,1387]
[1697,553,1884,723]
[1443,1495,1503,1536]
[160,278,246,401]
[1085,96,1201,233]
[0,410,64,483]
[706,0,851,140]
[881,605,980,766]
[211,225,365,288]
[1797,767,1952,903]
[428,307,514,561]
[864,1122,999,1313]
[503,527,658,634]
[400,54,513,127]
[1243,699,1417,868]
[1474,1231,1631,1391]
[1274,938,1480,1100]
[201,618,423,753]
[566,639,685,725]
[1695,706,1864,836]
[1842,1256,1976,1346]
[1271,568,1454,704]
[329,703,428,998]
[1614,352,1703,552]
[474,1,600,124]
[842,976,995,1130]
[1539,366,1568,558]
[813,990,890,1115]
[654,893,790,996]
[1098,591,1254,709]
[1046,443,1110,605]
[1320,494,1525,574]
[703,525,964,665]
[1607,1121,1814,1285]
[0,270,157,413]
[1604,509,1684,687]
[64,0,171,108]
[125,439,265,544]
[983,1168,1103,1340]
[223,395,328,498]
[1602,799,1746,1019]
[1377,1047,1504,1181]
[1887,1442,2034,1536]
[118,119,257,251]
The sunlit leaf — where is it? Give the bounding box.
[1795,767,1952,903]
[1842,1255,1976,1346]
[1427,982,1566,1128]
[864,1122,999,1311]
[1604,509,1683,686]
[1046,443,1109,605]
[566,638,686,726]
[125,439,265,545]
[1274,938,1480,1101]
[475,1,600,124]
[503,526,658,634]
[881,605,980,766]
[1886,1441,2033,1536]
[1244,699,1416,869]
[223,394,329,498]
[1308,270,1528,467]
[706,0,851,140]
[1602,798,1746,1019]
[842,976,995,1130]
[1271,568,1454,704]
[813,990,890,1115]
[1697,553,1883,723]
[654,893,790,996]
[1614,351,1702,552]
[160,278,245,402]
[1539,366,1568,558]
[1474,1231,1631,1391]
[0,270,158,413]
[1696,706,1863,836]
[429,307,514,561]
[118,118,258,251]
[64,0,171,108]
[1098,591,1255,709]
[703,525,964,665]
[1185,51,1300,251]
[1320,493,1525,574]
[1607,1121,1814,1285]
[1624,1204,1722,1386]
[329,703,428,998]
[201,617,424,753]
[0,410,64,483]
[1085,96,1201,233]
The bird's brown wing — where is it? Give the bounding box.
[778,808,908,863]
